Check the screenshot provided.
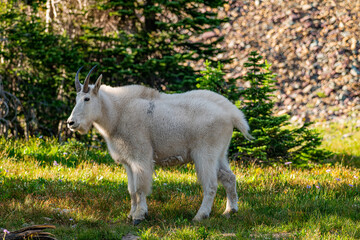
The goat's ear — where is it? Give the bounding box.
[93,74,102,95]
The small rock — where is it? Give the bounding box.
[350,66,360,76]
[42,217,52,222]
[284,98,292,105]
[350,38,357,50]
[200,31,216,40]
[341,133,353,139]
[228,40,235,48]
[277,109,288,115]
[330,17,337,24]
[122,233,140,240]
[324,87,333,96]
[302,4,312,11]
[303,85,313,94]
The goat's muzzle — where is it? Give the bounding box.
[67,119,79,131]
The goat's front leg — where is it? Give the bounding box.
[124,164,137,219]
[133,190,148,225]
[127,161,153,225]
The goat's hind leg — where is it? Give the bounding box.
[192,151,219,221]
[218,159,238,216]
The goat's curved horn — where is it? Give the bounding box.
[83,65,97,93]
[75,66,84,93]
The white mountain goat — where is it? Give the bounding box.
[67,66,253,225]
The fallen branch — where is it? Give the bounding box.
[0,225,57,240]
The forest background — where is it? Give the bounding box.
[1,0,231,140]
[2,0,360,139]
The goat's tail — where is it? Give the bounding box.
[232,109,254,141]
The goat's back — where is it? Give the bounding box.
[142,90,236,160]
[99,85,251,162]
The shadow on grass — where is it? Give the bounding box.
[0,176,132,240]
[324,152,360,168]
[1,172,360,239]
[2,147,115,168]
[0,137,115,168]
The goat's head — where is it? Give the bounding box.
[67,65,103,134]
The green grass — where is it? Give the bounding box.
[1,122,360,239]
[320,121,360,168]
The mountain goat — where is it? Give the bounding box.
[67,66,253,225]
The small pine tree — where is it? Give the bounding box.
[197,51,332,166]
[196,60,240,101]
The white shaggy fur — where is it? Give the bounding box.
[67,73,253,223]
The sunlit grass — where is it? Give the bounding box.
[319,121,360,167]
[1,122,360,239]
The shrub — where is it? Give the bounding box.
[197,51,332,165]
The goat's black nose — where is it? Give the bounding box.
[67,120,75,126]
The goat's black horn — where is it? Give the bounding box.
[83,65,97,93]
[75,66,84,93]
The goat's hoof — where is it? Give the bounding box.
[133,219,143,226]
[223,208,237,218]
[223,212,230,219]
[192,213,209,222]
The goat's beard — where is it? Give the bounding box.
[78,125,91,135]
[71,123,91,135]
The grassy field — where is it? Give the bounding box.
[1,122,360,239]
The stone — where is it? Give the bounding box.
[324,87,333,96]
[303,85,313,94]
[350,66,360,76]
[122,233,140,240]
[194,0,360,122]
[302,4,312,11]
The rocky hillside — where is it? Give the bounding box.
[202,0,360,123]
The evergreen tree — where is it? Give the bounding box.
[82,0,229,91]
[0,4,84,138]
[196,60,239,101]
[197,51,332,165]
[0,0,229,137]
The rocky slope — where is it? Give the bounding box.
[202,0,360,123]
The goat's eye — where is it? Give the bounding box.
[84,97,90,102]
